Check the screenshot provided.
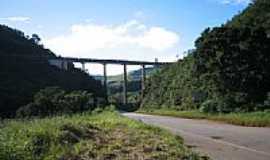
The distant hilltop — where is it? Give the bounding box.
[93,66,158,82]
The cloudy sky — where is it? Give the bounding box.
[0,0,250,75]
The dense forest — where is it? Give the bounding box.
[141,0,270,113]
[0,25,105,117]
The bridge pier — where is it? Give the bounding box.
[141,65,146,98]
[81,62,86,71]
[103,63,108,104]
[49,57,170,105]
[61,60,68,70]
[123,64,128,105]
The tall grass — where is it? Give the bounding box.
[138,109,270,127]
[0,111,206,160]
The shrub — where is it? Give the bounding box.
[16,87,97,118]
[181,97,198,110]
[199,99,218,113]
[264,92,270,107]
[92,107,103,114]
[200,96,239,113]
[216,96,237,113]
[26,133,52,159]
[16,103,40,118]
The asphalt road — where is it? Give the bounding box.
[123,113,270,160]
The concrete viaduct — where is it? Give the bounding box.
[49,57,171,105]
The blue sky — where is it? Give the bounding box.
[0,0,250,75]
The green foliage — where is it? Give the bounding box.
[30,34,41,44]
[26,132,52,159]
[108,81,142,95]
[109,91,140,104]
[0,112,205,160]
[200,96,237,113]
[141,53,203,110]
[228,0,270,34]
[195,27,270,103]
[199,100,219,113]
[0,25,105,117]
[264,92,270,107]
[16,87,96,118]
[106,67,159,107]
[141,1,270,113]
[138,109,270,127]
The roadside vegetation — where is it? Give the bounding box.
[16,87,102,118]
[1,0,270,159]
[0,87,207,159]
[141,0,270,119]
[138,109,270,127]
[0,110,206,160]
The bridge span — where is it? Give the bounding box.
[49,57,172,105]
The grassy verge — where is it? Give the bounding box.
[138,109,270,127]
[0,111,206,160]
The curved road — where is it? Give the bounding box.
[123,113,270,160]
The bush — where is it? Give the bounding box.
[216,96,237,113]
[26,133,52,159]
[16,103,40,118]
[264,92,270,107]
[16,87,98,118]
[181,97,198,111]
[199,99,218,113]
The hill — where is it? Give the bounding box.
[0,25,105,117]
[141,0,270,112]
[94,67,157,82]
[107,67,157,92]
[93,67,158,104]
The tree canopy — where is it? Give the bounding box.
[141,0,270,112]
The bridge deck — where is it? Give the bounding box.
[49,56,174,105]
[58,57,172,65]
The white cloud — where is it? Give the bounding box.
[44,20,180,75]
[1,16,31,22]
[219,0,251,5]
[45,20,179,59]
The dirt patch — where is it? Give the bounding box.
[58,123,203,160]
[187,144,199,148]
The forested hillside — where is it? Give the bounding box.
[141,0,270,112]
[0,25,105,117]
[228,0,270,34]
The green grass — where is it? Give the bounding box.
[0,111,206,160]
[138,109,270,127]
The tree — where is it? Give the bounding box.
[194,27,270,103]
[228,0,270,35]
[30,34,41,44]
